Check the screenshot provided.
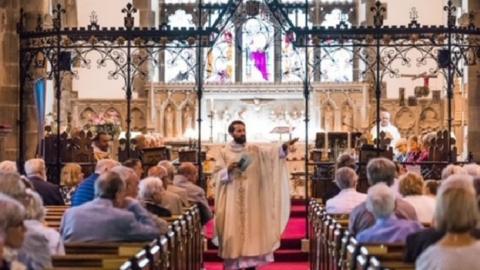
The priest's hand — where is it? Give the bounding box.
[227,162,239,174]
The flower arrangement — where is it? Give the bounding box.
[91,113,121,138]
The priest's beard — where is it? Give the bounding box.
[233,135,246,145]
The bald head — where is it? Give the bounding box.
[178,162,198,183]
[95,159,119,174]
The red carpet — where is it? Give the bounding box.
[203,199,309,269]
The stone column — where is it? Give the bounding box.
[0,126,12,161]
[0,2,17,161]
[467,0,480,161]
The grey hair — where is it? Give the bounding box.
[366,158,396,186]
[462,163,480,177]
[138,177,165,202]
[435,174,478,233]
[94,159,119,174]
[334,167,358,190]
[0,172,27,201]
[24,158,46,177]
[0,161,18,173]
[24,189,46,221]
[366,183,395,219]
[111,165,136,183]
[94,171,125,200]
[441,164,466,180]
[158,160,175,182]
[0,193,26,232]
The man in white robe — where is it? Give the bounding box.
[370,111,401,149]
[214,120,296,270]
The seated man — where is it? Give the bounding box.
[138,176,172,217]
[71,159,118,206]
[24,158,64,205]
[60,171,159,242]
[326,167,366,214]
[92,132,112,161]
[174,162,212,225]
[158,160,190,207]
[147,166,183,215]
[357,183,423,244]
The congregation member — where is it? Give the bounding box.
[398,172,436,224]
[349,158,417,236]
[370,111,401,148]
[0,172,51,269]
[24,159,64,206]
[23,190,64,255]
[138,176,172,217]
[394,138,408,162]
[0,161,17,173]
[174,162,212,224]
[0,193,28,270]
[325,167,366,214]
[405,174,480,263]
[71,159,118,206]
[59,163,84,205]
[416,174,480,269]
[357,183,422,244]
[440,164,465,180]
[60,171,159,242]
[111,166,169,234]
[424,180,440,197]
[335,153,356,171]
[158,160,190,207]
[463,163,480,177]
[123,158,144,179]
[147,166,183,215]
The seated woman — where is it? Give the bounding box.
[398,172,436,224]
[357,183,423,244]
[416,174,480,269]
[138,177,172,217]
[24,190,65,255]
[60,163,84,205]
[0,193,27,270]
[406,135,422,163]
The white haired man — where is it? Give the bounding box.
[24,158,64,205]
[357,183,422,243]
[61,171,159,242]
[326,167,366,214]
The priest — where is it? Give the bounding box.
[214,120,297,270]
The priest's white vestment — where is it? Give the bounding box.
[214,142,291,269]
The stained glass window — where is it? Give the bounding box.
[320,9,353,82]
[282,11,311,82]
[165,10,196,83]
[205,22,235,83]
[242,17,275,82]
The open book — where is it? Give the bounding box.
[238,154,252,172]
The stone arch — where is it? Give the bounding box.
[102,107,122,126]
[131,107,145,131]
[394,107,416,136]
[79,107,97,128]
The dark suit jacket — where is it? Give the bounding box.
[28,176,65,205]
[144,201,172,218]
[404,228,480,262]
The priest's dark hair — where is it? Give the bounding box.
[228,120,245,134]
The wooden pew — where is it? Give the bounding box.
[64,242,146,257]
[52,254,129,269]
[355,244,405,270]
[368,256,415,270]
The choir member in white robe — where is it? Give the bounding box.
[370,111,401,149]
[214,120,296,270]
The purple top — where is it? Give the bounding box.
[357,215,423,244]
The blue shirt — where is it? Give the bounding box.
[357,215,423,244]
[71,173,99,207]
